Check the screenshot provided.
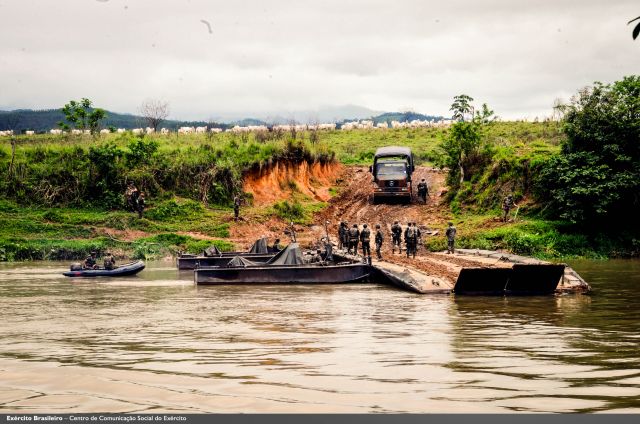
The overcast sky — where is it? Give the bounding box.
[0,0,638,121]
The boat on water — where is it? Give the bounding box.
[63,261,145,278]
[194,243,370,285]
[177,237,276,270]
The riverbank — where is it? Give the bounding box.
[2,123,638,262]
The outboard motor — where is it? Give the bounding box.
[70,263,83,271]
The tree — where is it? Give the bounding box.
[536,76,640,226]
[139,99,170,131]
[58,98,107,135]
[441,98,496,185]
[450,94,474,122]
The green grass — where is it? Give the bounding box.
[423,215,638,259]
[0,197,234,261]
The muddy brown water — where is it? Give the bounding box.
[0,260,639,413]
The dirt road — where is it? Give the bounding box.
[311,166,466,283]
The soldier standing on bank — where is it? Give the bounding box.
[125,182,139,212]
[375,224,384,261]
[348,224,360,255]
[233,195,241,222]
[360,223,371,262]
[338,222,346,250]
[391,221,402,254]
[446,222,457,254]
[137,192,145,219]
[416,179,429,204]
[341,221,350,251]
[502,195,518,222]
[414,222,422,253]
[404,223,414,258]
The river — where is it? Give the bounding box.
[0,260,638,413]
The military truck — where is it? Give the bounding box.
[369,146,414,204]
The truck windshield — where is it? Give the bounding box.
[376,162,407,176]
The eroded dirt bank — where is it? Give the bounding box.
[243,161,342,205]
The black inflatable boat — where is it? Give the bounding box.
[63,261,145,277]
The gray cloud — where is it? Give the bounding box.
[0,0,638,121]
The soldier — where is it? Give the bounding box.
[502,195,518,222]
[233,195,241,222]
[360,223,371,261]
[391,221,402,254]
[338,222,346,250]
[403,223,411,258]
[322,237,334,262]
[446,222,457,254]
[103,252,116,270]
[416,179,429,204]
[272,238,282,253]
[405,223,418,258]
[341,221,350,251]
[348,223,360,255]
[136,192,145,219]
[374,224,384,260]
[83,251,99,270]
[125,182,139,212]
[414,222,422,253]
[311,249,323,263]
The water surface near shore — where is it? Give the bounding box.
[0,260,638,413]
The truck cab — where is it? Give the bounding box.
[369,146,414,204]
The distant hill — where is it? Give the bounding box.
[0,109,227,133]
[370,112,446,124]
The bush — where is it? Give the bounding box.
[273,200,305,222]
[145,199,204,221]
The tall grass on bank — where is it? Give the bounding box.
[0,131,335,209]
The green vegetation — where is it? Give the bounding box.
[0,132,333,208]
[0,131,334,260]
[2,78,638,262]
[0,197,233,261]
[536,76,640,227]
[424,218,639,259]
[427,76,640,258]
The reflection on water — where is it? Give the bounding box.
[0,260,638,413]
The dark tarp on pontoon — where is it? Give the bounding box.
[266,243,305,265]
[203,245,222,257]
[226,256,260,267]
[248,237,269,254]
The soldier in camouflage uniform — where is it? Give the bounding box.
[404,223,417,258]
[348,224,360,255]
[338,222,346,250]
[136,192,145,219]
[233,195,241,222]
[391,221,402,254]
[416,179,429,204]
[502,195,517,222]
[374,224,384,260]
[445,222,457,254]
[360,223,371,261]
[83,251,99,270]
[103,252,116,270]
